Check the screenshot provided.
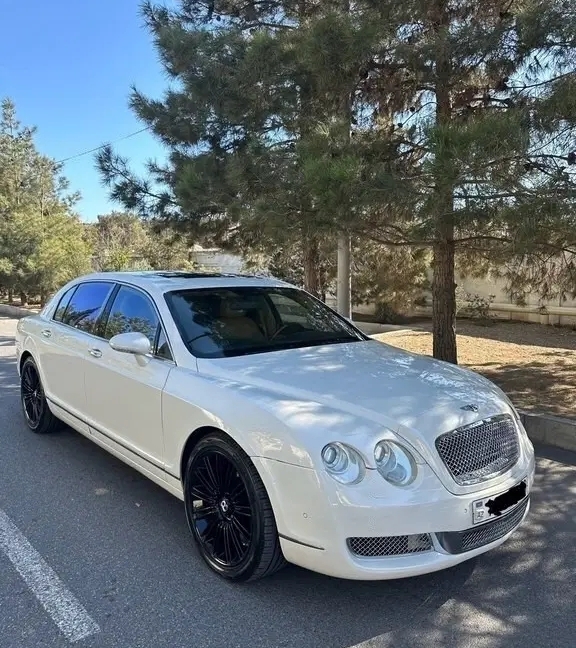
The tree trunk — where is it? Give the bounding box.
[40,289,48,308]
[8,289,14,305]
[303,237,321,297]
[20,292,28,307]
[431,0,457,364]
[432,235,457,364]
[337,233,351,317]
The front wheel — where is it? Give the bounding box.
[184,432,286,582]
[20,357,59,434]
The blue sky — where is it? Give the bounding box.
[1,0,169,221]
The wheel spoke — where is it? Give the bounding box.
[229,479,246,499]
[222,525,232,564]
[196,467,217,497]
[234,505,252,518]
[22,369,34,390]
[231,515,250,539]
[213,523,226,560]
[221,458,235,491]
[189,482,215,501]
[194,504,218,521]
[202,455,220,492]
[189,448,254,568]
[199,515,220,544]
[229,520,246,557]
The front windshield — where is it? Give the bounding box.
[165,286,366,358]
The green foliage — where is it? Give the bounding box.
[96,0,576,361]
[0,99,92,302]
[90,211,195,272]
[456,288,496,321]
[351,242,429,314]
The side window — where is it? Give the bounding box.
[53,286,77,322]
[104,286,159,345]
[268,293,309,325]
[155,327,173,361]
[61,282,114,333]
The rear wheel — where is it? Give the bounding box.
[20,357,59,434]
[184,432,286,582]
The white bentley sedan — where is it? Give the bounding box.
[15,271,535,581]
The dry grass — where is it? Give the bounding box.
[373,320,576,418]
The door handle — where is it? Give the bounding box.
[41,329,52,338]
[88,348,102,358]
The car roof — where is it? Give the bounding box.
[73,270,293,296]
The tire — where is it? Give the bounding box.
[20,357,59,434]
[184,432,286,582]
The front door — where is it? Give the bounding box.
[83,284,173,470]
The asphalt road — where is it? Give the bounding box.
[1,316,575,648]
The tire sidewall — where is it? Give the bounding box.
[184,435,267,581]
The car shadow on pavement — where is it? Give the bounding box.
[4,353,574,648]
[368,444,576,648]
[5,413,475,648]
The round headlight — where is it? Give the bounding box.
[321,442,365,485]
[374,440,417,486]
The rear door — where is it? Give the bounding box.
[37,281,115,422]
[83,284,173,471]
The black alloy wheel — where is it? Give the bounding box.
[20,357,59,434]
[184,432,285,582]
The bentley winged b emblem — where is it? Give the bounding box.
[461,403,479,412]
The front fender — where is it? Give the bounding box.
[161,367,385,478]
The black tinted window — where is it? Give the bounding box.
[61,282,113,333]
[53,286,77,322]
[104,286,159,344]
[156,328,173,361]
[165,287,364,358]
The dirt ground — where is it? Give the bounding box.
[373,320,576,418]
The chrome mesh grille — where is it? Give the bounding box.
[435,415,520,485]
[347,534,432,557]
[436,498,529,555]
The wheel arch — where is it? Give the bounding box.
[18,350,34,374]
[179,425,236,483]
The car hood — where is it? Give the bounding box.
[199,339,515,449]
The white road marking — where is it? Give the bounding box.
[0,509,100,642]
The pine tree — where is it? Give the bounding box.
[98,0,576,362]
[353,0,576,362]
[97,1,398,296]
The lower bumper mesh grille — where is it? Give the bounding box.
[436,498,529,555]
[347,534,432,557]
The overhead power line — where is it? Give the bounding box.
[56,127,151,164]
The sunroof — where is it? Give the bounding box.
[152,271,256,279]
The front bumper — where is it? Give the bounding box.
[253,450,535,580]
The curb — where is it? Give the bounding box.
[519,411,576,454]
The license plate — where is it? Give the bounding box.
[472,480,527,525]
